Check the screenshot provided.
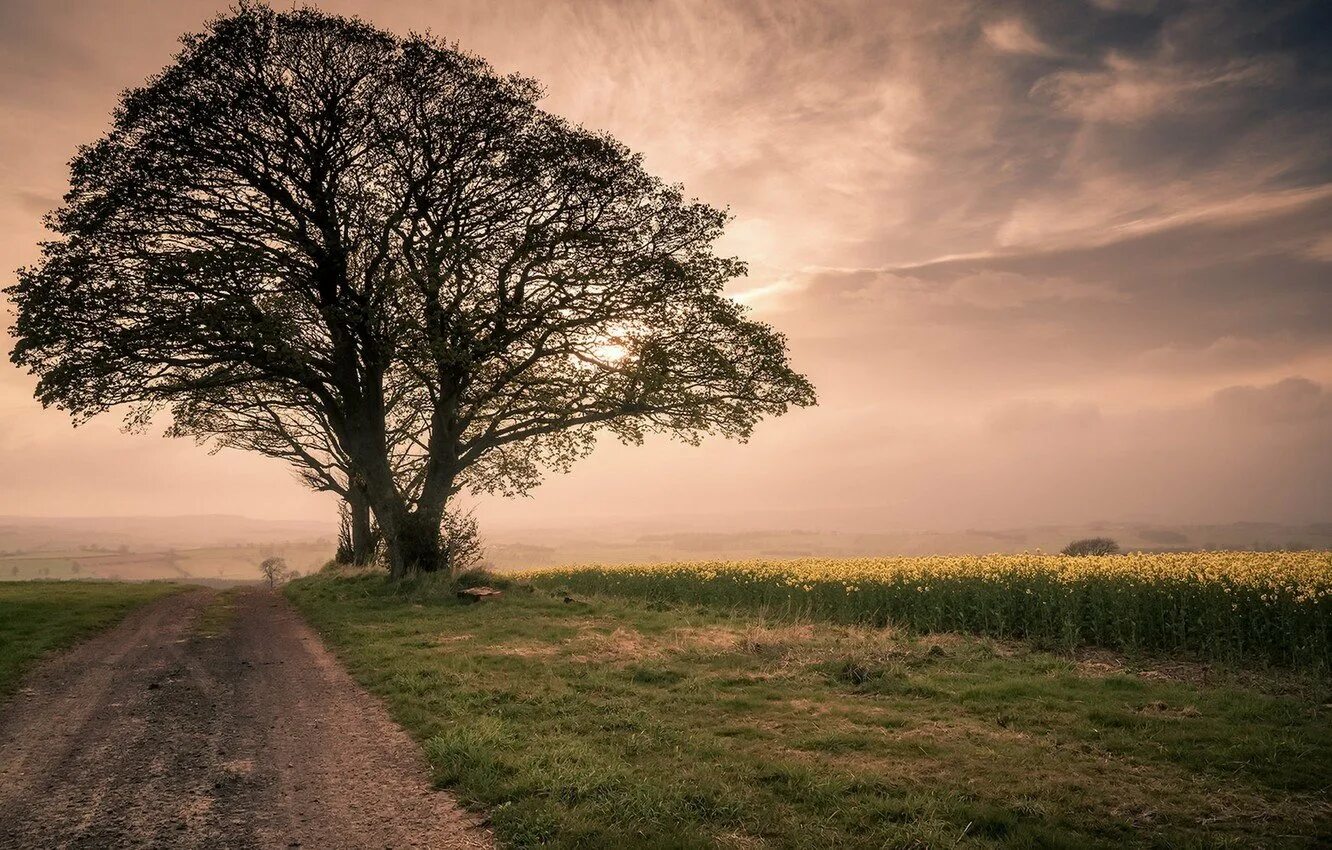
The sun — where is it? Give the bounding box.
[590,341,629,363]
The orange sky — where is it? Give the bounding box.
[1,0,1329,531]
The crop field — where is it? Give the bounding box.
[517,552,1332,670]
[288,571,1332,848]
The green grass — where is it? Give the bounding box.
[194,586,240,637]
[286,572,1332,849]
[0,580,183,698]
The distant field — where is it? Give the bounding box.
[176,542,333,580]
[519,553,1332,670]
[0,581,183,698]
[287,572,1332,849]
[0,556,82,580]
[480,521,1332,569]
[0,541,333,582]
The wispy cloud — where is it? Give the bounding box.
[983,18,1060,58]
[1213,377,1332,424]
[1032,53,1285,124]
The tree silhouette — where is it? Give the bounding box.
[7,5,814,576]
[1060,537,1121,556]
[259,556,289,589]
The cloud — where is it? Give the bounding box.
[1031,52,1286,124]
[900,183,1332,282]
[1087,0,1157,11]
[938,271,1123,309]
[1212,377,1332,424]
[987,400,1101,435]
[1138,337,1273,374]
[982,18,1059,58]
[1305,233,1332,262]
[792,267,1124,315]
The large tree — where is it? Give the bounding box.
[7,5,815,577]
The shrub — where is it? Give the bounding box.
[1061,537,1122,556]
[442,509,485,576]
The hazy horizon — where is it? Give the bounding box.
[3,512,1328,583]
[3,0,1330,532]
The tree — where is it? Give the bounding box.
[1061,537,1121,556]
[7,5,815,577]
[259,556,289,588]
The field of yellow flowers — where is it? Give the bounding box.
[516,552,1332,669]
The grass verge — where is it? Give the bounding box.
[0,580,182,699]
[286,571,1332,849]
[194,586,240,638]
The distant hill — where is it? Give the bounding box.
[0,514,334,555]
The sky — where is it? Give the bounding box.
[0,0,1329,532]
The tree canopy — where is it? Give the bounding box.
[7,4,815,576]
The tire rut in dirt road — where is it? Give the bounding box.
[0,588,491,849]
[0,589,233,847]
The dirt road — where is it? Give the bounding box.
[0,588,492,849]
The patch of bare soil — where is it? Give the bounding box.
[0,588,491,849]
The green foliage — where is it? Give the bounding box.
[285,573,1331,848]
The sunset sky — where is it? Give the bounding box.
[1,0,1329,532]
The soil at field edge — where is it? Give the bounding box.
[0,587,492,849]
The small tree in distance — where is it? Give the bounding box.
[259,556,289,589]
[1061,537,1122,556]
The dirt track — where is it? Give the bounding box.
[0,588,492,849]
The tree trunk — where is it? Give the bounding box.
[391,507,446,575]
[365,485,408,579]
[360,465,445,578]
[346,403,455,578]
[365,491,452,578]
[347,482,374,564]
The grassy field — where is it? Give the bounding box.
[287,571,1332,849]
[519,553,1332,670]
[0,581,183,698]
[0,541,333,582]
